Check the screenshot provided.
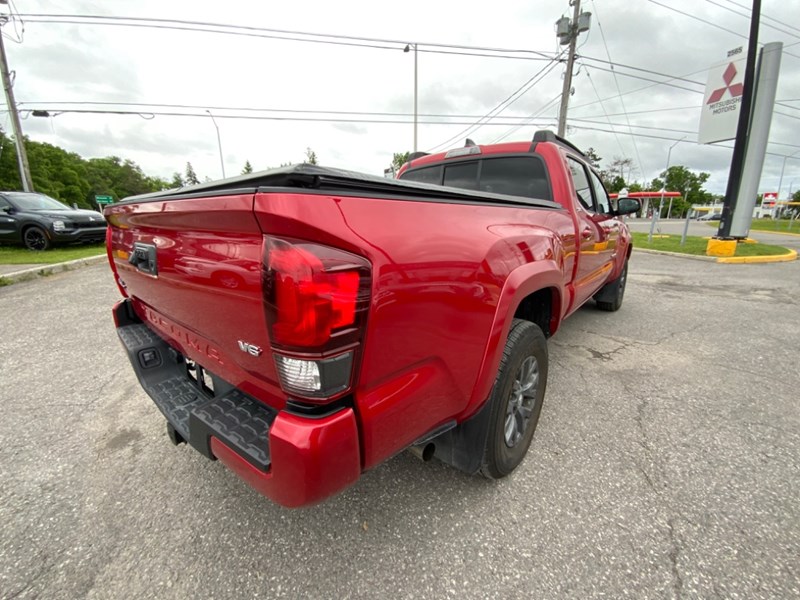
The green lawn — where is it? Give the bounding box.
[746,218,800,234]
[0,243,106,265]
[631,232,790,257]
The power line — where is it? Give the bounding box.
[590,2,645,182]
[703,0,800,41]
[576,105,701,119]
[490,92,562,143]
[584,63,705,94]
[648,0,800,61]
[648,0,748,38]
[719,0,800,36]
[426,54,564,152]
[584,69,627,158]
[13,106,573,127]
[568,66,712,114]
[18,100,541,121]
[567,124,793,157]
[17,13,558,62]
[578,55,705,86]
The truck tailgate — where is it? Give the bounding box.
[105,193,284,409]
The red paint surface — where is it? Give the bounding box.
[107,139,633,505]
[210,408,360,508]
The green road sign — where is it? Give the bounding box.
[95,195,114,205]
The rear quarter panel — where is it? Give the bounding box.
[254,192,575,469]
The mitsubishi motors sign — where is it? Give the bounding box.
[698,47,747,144]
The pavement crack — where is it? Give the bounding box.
[5,555,53,599]
[667,518,685,600]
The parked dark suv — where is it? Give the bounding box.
[0,192,107,251]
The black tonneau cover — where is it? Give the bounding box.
[120,164,561,210]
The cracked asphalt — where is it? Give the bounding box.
[1,252,798,599]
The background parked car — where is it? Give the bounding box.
[0,191,107,251]
[697,212,722,221]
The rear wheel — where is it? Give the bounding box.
[481,319,548,479]
[23,226,51,251]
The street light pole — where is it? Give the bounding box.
[650,136,684,242]
[205,109,225,179]
[777,150,800,200]
[404,43,418,153]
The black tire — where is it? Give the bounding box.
[480,319,548,479]
[23,226,52,251]
[595,259,628,312]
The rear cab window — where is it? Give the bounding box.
[401,155,552,202]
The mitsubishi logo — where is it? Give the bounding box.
[707,63,744,105]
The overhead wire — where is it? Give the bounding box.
[648,0,800,61]
[18,100,541,121]
[583,69,627,157]
[490,92,562,143]
[16,13,558,62]
[590,1,645,180]
[11,107,571,127]
[426,53,564,152]
[703,0,800,41]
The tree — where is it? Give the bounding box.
[793,189,800,202]
[170,172,184,188]
[304,147,318,165]
[650,165,711,218]
[184,162,200,186]
[391,152,410,172]
[242,160,253,174]
[584,147,602,170]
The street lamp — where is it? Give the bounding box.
[649,136,685,242]
[403,43,418,153]
[205,109,226,179]
[777,149,800,199]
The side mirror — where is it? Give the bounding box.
[616,198,640,216]
[1,205,12,214]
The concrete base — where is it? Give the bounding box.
[706,238,737,257]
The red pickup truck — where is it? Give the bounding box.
[106,130,638,507]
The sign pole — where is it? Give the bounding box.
[717,0,761,239]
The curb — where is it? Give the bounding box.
[0,254,106,286]
[716,249,798,264]
[634,247,797,264]
[747,229,800,239]
[633,248,716,261]
[705,223,800,238]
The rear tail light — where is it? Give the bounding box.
[263,236,370,402]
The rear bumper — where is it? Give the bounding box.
[113,300,361,508]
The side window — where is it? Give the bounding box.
[567,156,594,211]
[478,157,552,200]
[589,170,611,215]
[0,197,11,211]
[400,165,442,185]
[443,162,479,190]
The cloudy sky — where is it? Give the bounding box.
[3,0,800,196]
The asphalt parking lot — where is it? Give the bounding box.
[1,253,798,599]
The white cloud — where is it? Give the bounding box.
[3,0,800,195]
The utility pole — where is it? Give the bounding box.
[0,15,33,191]
[556,0,591,137]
